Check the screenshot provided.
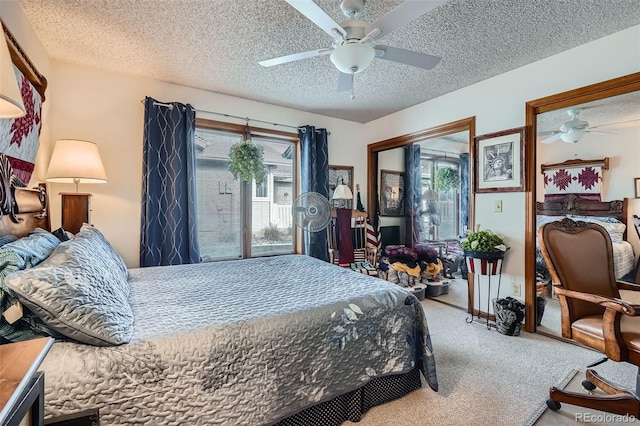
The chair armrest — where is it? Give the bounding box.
[553,285,640,316]
[554,284,640,361]
[617,280,640,292]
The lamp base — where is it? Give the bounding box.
[60,192,92,234]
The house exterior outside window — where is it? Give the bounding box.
[194,121,297,261]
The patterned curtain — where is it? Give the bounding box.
[404,144,422,247]
[459,153,470,236]
[299,125,329,262]
[543,165,602,201]
[140,97,200,266]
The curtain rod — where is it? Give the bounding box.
[141,99,311,132]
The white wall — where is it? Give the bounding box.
[362,25,640,299]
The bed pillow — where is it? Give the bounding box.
[535,215,566,231]
[5,225,132,346]
[0,228,64,342]
[567,215,626,244]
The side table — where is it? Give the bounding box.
[0,337,54,426]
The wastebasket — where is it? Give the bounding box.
[536,295,547,326]
[493,297,526,336]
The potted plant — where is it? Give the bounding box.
[229,140,266,183]
[460,225,508,262]
[433,167,460,192]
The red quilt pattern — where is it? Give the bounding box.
[543,166,602,200]
[0,66,42,184]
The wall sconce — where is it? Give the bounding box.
[46,139,107,233]
[0,31,25,118]
[332,178,353,209]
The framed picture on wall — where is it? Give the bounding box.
[635,178,640,198]
[474,126,527,193]
[380,169,405,216]
[328,165,353,204]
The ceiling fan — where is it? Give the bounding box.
[259,0,445,98]
[538,108,616,144]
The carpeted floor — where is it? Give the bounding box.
[343,298,636,426]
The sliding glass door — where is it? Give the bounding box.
[194,128,295,261]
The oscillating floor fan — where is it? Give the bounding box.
[293,192,331,232]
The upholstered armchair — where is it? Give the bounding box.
[538,218,640,416]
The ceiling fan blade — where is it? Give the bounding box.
[336,72,352,93]
[584,130,616,135]
[259,48,331,67]
[588,118,640,129]
[537,130,561,136]
[366,0,446,39]
[284,0,346,39]
[540,133,563,144]
[374,45,441,70]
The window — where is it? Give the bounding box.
[421,155,460,241]
[195,120,297,261]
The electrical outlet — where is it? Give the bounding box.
[494,200,503,212]
[512,282,521,296]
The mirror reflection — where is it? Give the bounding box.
[375,129,471,311]
[534,90,640,338]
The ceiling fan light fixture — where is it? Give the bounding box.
[330,42,375,74]
[560,128,584,144]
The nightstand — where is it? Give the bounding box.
[60,193,92,234]
[0,337,54,426]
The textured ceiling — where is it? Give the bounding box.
[17,0,640,123]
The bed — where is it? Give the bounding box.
[536,194,635,282]
[0,156,438,425]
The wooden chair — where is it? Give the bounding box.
[538,218,640,416]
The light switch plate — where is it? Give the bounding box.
[494,200,503,212]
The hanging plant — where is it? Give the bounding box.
[433,167,460,192]
[229,140,266,184]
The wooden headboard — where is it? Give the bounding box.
[0,154,48,237]
[536,193,628,238]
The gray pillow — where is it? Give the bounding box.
[5,225,132,346]
[0,228,64,342]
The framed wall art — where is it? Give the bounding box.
[635,177,640,199]
[328,165,353,201]
[380,169,405,216]
[474,126,527,193]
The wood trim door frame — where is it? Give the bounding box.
[523,72,640,333]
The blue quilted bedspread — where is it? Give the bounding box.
[41,254,438,425]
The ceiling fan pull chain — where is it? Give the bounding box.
[351,68,356,100]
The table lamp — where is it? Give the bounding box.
[46,139,107,233]
[332,178,353,209]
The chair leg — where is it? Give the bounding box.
[585,369,635,397]
[549,386,640,417]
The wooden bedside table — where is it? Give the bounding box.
[0,337,54,426]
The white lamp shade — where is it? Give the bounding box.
[422,189,437,201]
[0,33,25,118]
[333,183,353,200]
[46,139,108,183]
[330,42,375,74]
